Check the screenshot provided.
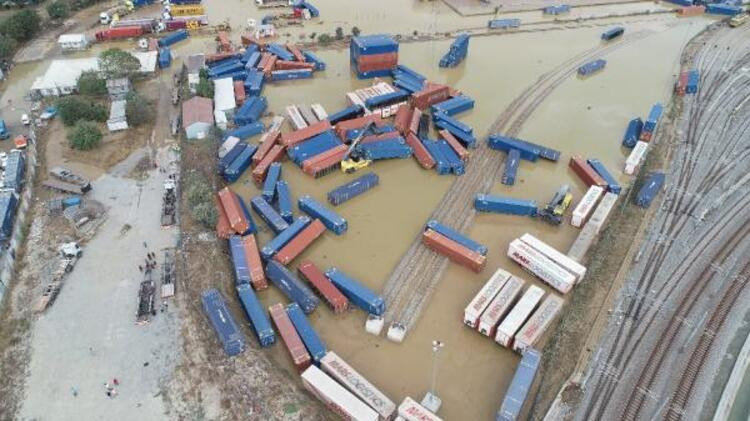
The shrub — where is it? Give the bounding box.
[335,27,344,40]
[185,173,211,207]
[125,91,153,126]
[0,10,41,42]
[318,33,333,45]
[77,71,107,96]
[56,96,107,126]
[68,120,102,151]
[351,26,361,37]
[0,34,17,58]
[193,202,217,228]
[196,76,213,99]
[46,1,70,19]
[98,48,141,80]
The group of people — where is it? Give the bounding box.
[104,378,120,398]
[139,252,158,273]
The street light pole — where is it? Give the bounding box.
[430,340,444,395]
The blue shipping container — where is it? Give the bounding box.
[236,284,276,347]
[158,47,172,69]
[393,64,427,82]
[357,139,413,161]
[298,195,347,235]
[271,69,314,82]
[262,162,282,202]
[324,267,385,316]
[287,130,341,165]
[635,172,665,208]
[244,52,262,70]
[439,33,469,68]
[426,220,488,256]
[706,3,743,15]
[229,235,251,285]
[543,4,571,14]
[201,289,246,356]
[158,29,188,47]
[0,191,18,241]
[622,118,643,148]
[236,194,258,235]
[327,104,364,125]
[686,70,699,94]
[243,70,264,96]
[251,196,290,233]
[354,68,394,80]
[261,216,311,260]
[435,120,477,149]
[209,60,244,78]
[364,89,409,108]
[286,303,327,363]
[276,180,294,223]
[327,172,379,206]
[436,139,465,175]
[475,194,538,216]
[61,196,82,208]
[1,151,24,192]
[302,50,326,71]
[432,95,475,117]
[350,34,398,57]
[267,43,295,61]
[224,144,257,183]
[578,59,606,76]
[601,26,624,41]
[644,103,664,132]
[496,349,541,421]
[224,122,266,141]
[433,112,473,134]
[241,44,259,63]
[394,77,423,94]
[234,96,268,126]
[488,18,521,29]
[502,149,521,186]
[487,135,560,162]
[266,260,319,313]
[587,159,622,194]
[423,140,452,175]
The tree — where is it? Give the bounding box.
[351,26,361,37]
[56,96,107,126]
[98,48,141,80]
[77,71,107,96]
[46,1,70,19]
[335,26,344,40]
[68,120,102,151]
[0,34,17,58]
[0,10,41,42]
[318,33,333,46]
[196,76,213,99]
[125,91,153,126]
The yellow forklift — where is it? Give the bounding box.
[340,122,375,174]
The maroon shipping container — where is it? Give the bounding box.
[269,303,312,371]
[253,129,281,167]
[439,129,469,161]
[234,80,246,107]
[334,114,384,139]
[281,120,332,147]
[274,219,326,265]
[675,71,688,96]
[252,144,286,185]
[218,187,249,234]
[360,132,400,144]
[411,84,450,110]
[286,43,306,62]
[206,52,238,63]
[241,32,267,48]
[274,60,316,71]
[355,52,398,67]
[640,131,653,142]
[165,20,187,31]
[257,52,271,69]
[215,195,233,239]
[95,26,145,41]
[302,144,348,171]
[297,260,348,314]
[302,146,348,178]
[422,229,486,273]
[393,104,413,135]
[242,234,268,290]
[408,108,422,135]
[405,133,435,169]
[569,156,607,188]
[261,55,277,76]
[677,5,705,16]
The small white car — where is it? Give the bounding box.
[21,114,30,125]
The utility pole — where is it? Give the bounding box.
[422,340,444,414]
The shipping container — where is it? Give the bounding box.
[422,229,486,273]
[236,284,275,347]
[434,119,476,149]
[301,365,380,421]
[365,89,409,109]
[158,47,172,68]
[283,120,334,148]
[488,18,522,29]
[431,95,475,117]
[260,162,281,202]
[218,136,241,159]
[572,185,605,227]
[234,96,267,126]
[269,303,312,371]
[422,140,451,175]
[1,151,24,192]
[218,187,250,234]
[487,135,560,161]
[0,191,17,241]
[215,195,233,239]
[326,172,379,205]
[274,219,326,265]
[569,155,607,188]
[321,351,397,420]
[357,138,412,161]
[251,196,290,233]
[601,26,624,41]
[465,268,512,329]
[398,396,443,421]
[158,29,188,47]
[578,59,606,76]
[394,104,413,134]
[676,5,705,16]
[478,275,524,337]
[234,80,247,106]
[439,129,470,161]
[287,130,341,165]
[439,32,470,68]
[328,105,366,126]
[496,349,540,421]
[302,145,348,178]
[635,172,665,208]
[201,289,246,356]
[639,130,653,143]
[296,104,318,126]
[218,143,247,174]
[644,103,663,132]
[274,180,294,223]
[334,114,383,139]
[261,216,311,260]
[225,122,266,141]
[495,285,544,347]
[587,191,618,234]
[95,26,145,41]
[243,69,264,96]
[224,144,257,183]
[311,103,328,120]
[208,60,243,78]
[543,4,571,14]
[475,194,538,216]
[325,267,385,316]
[706,2,743,15]
[351,34,399,57]
[433,111,474,135]
[686,69,699,94]
[408,107,422,134]
[567,222,598,263]
[267,261,319,314]
[520,233,587,282]
[240,234,267,290]
[502,149,521,186]
[425,220,487,256]
[252,130,280,167]
[286,303,327,363]
[405,132,436,169]
[286,105,308,130]
[298,260,348,314]
[267,43,295,61]
[229,235,251,285]
[271,69,314,81]
[298,195,347,235]
[437,138,465,174]
[411,84,450,110]
[507,239,575,294]
[252,144,285,185]
[622,117,643,148]
[169,4,204,16]
[513,294,564,353]
[586,159,621,194]
[665,0,693,6]
[303,51,326,71]
[236,194,258,236]
[624,141,649,175]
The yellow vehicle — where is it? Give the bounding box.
[340,121,375,174]
[729,13,748,27]
[553,192,573,216]
[341,158,372,174]
[169,4,205,17]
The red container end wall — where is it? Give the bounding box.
[286,43,306,62]
[274,219,326,265]
[215,195,233,239]
[408,108,422,135]
[261,55,278,77]
[274,60,316,71]
[269,303,312,371]
[640,131,653,142]
[334,114,384,139]
[394,104,414,135]
[569,156,607,188]
[252,144,286,185]
[242,234,268,290]
[405,133,435,169]
[439,129,469,161]
[298,260,349,314]
[233,81,246,107]
[422,229,486,273]
[302,144,348,173]
[218,187,249,234]
[303,149,347,178]
[411,84,450,110]
[253,129,281,167]
[206,52,238,63]
[281,120,332,147]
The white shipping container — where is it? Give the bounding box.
[286,105,308,130]
[311,103,328,120]
[464,268,512,328]
[513,294,564,353]
[572,185,605,228]
[270,115,285,132]
[217,136,240,159]
[495,285,545,347]
[301,365,379,421]
[588,192,618,234]
[507,240,575,294]
[478,276,524,336]
[567,223,598,263]
[625,141,649,175]
[520,233,587,282]
[398,397,443,421]
[320,351,396,420]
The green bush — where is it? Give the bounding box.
[98,48,141,80]
[185,173,211,207]
[335,27,344,40]
[56,96,107,126]
[77,71,107,96]
[125,91,153,127]
[318,33,333,46]
[351,27,361,37]
[0,10,41,42]
[193,202,217,228]
[68,120,102,151]
[196,76,213,99]
[0,34,17,58]
[46,1,70,19]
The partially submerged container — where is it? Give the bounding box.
[431,95,475,117]
[488,18,521,29]
[298,195,347,235]
[236,284,275,347]
[327,172,379,205]
[475,194,538,216]
[266,261,319,314]
[487,135,560,162]
[218,187,250,234]
[587,159,621,194]
[601,26,624,41]
[286,303,327,363]
[262,162,281,202]
[569,155,607,188]
[572,185,605,227]
[578,59,606,76]
[422,229,486,273]
[261,216,311,260]
[405,133,436,169]
[241,234,267,290]
[158,28,188,47]
[520,233,586,282]
[201,289,246,356]
[325,267,385,316]
[502,149,521,186]
[398,396,443,421]
[250,196,290,234]
[301,365,379,421]
[587,192,618,234]
[225,121,265,141]
[496,349,541,421]
[224,144,256,183]
[513,294,564,353]
[478,275,524,337]
[252,144,285,184]
[229,235,251,285]
[274,219,326,265]
[625,141,649,175]
[276,180,294,223]
[269,303,312,371]
[635,172,665,208]
[495,285,545,348]
[507,239,575,294]
[426,220,487,255]
[622,117,643,148]
[298,260,348,314]
[464,268,512,329]
[644,103,664,132]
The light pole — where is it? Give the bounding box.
[430,340,444,395]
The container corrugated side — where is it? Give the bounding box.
[201,289,246,356]
[586,159,621,194]
[301,365,380,421]
[398,396,443,421]
[298,260,349,314]
[298,195,347,235]
[567,223,598,263]
[495,285,545,347]
[502,149,521,186]
[286,105,308,130]
[426,220,488,256]
[261,162,282,202]
[519,233,587,282]
[422,229,486,273]
[327,172,379,205]
[266,260,319,314]
[464,268,512,328]
[507,239,575,294]
[250,196,290,234]
[587,192,618,235]
[252,144,285,185]
[513,294,564,353]
[236,284,275,347]
[286,303,327,363]
[625,141,649,175]
[572,185,605,228]
[229,235,251,285]
[475,194,538,216]
[269,303,312,371]
[496,349,540,421]
[569,155,607,188]
[241,234,267,290]
[478,276,525,336]
[274,219,326,265]
[261,216,311,260]
[325,267,385,316]
[276,180,294,223]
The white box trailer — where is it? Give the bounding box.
[320,351,396,420]
[270,115,286,132]
[587,192,618,234]
[397,397,443,421]
[567,223,598,263]
[495,285,545,347]
[311,103,328,120]
[301,365,379,421]
[571,185,604,228]
[464,268,512,328]
[218,136,240,159]
[625,141,649,175]
[285,105,308,130]
[513,294,564,353]
[507,239,575,294]
[478,276,524,337]
[520,233,587,282]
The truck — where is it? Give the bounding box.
[507,239,575,294]
[464,268,512,329]
[495,285,545,348]
[49,167,92,192]
[301,365,379,421]
[99,1,135,25]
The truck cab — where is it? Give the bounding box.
[60,242,83,258]
[0,120,8,140]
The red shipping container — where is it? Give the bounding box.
[274,219,326,265]
[569,156,607,188]
[360,132,401,144]
[302,144,348,171]
[281,120,332,147]
[216,31,232,52]
[206,52,238,63]
[439,129,469,161]
[422,229,486,273]
[286,43,306,62]
[218,187,249,234]
[274,60,316,71]
[215,195,233,239]
[411,84,450,110]
[262,55,277,76]
[257,52,271,70]
[675,71,688,96]
[165,20,186,31]
[233,80,246,106]
[269,303,312,371]
[242,235,268,290]
[334,114,383,139]
[394,104,414,135]
[302,147,348,178]
[252,144,286,185]
[240,32,268,49]
[677,5,705,16]
[95,26,144,41]
[253,129,281,167]
[408,107,422,135]
[147,38,159,51]
[297,260,348,314]
[640,131,653,142]
[355,52,398,67]
[405,133,435,170]
[355,60,398,73]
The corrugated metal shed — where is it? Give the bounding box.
[57,33,89,50]
[182,96,214,139]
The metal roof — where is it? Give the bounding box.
[213,77,236,112]
[182,96,214,128]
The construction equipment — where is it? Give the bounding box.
[340,122,375,174]
[729,13,748,27]
[539,184,572,225]
[99,1,135,25]
[60,242,83,258]
[161,177,177,227]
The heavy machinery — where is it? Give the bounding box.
[729,13,748,28]
[539,184,572,225]
[340,122,375,174]
[99,1,135,25]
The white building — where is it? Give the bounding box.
[182,96,214,140]
[213,77,235,119]
[58,33,90,51]
[184,54,205,93]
